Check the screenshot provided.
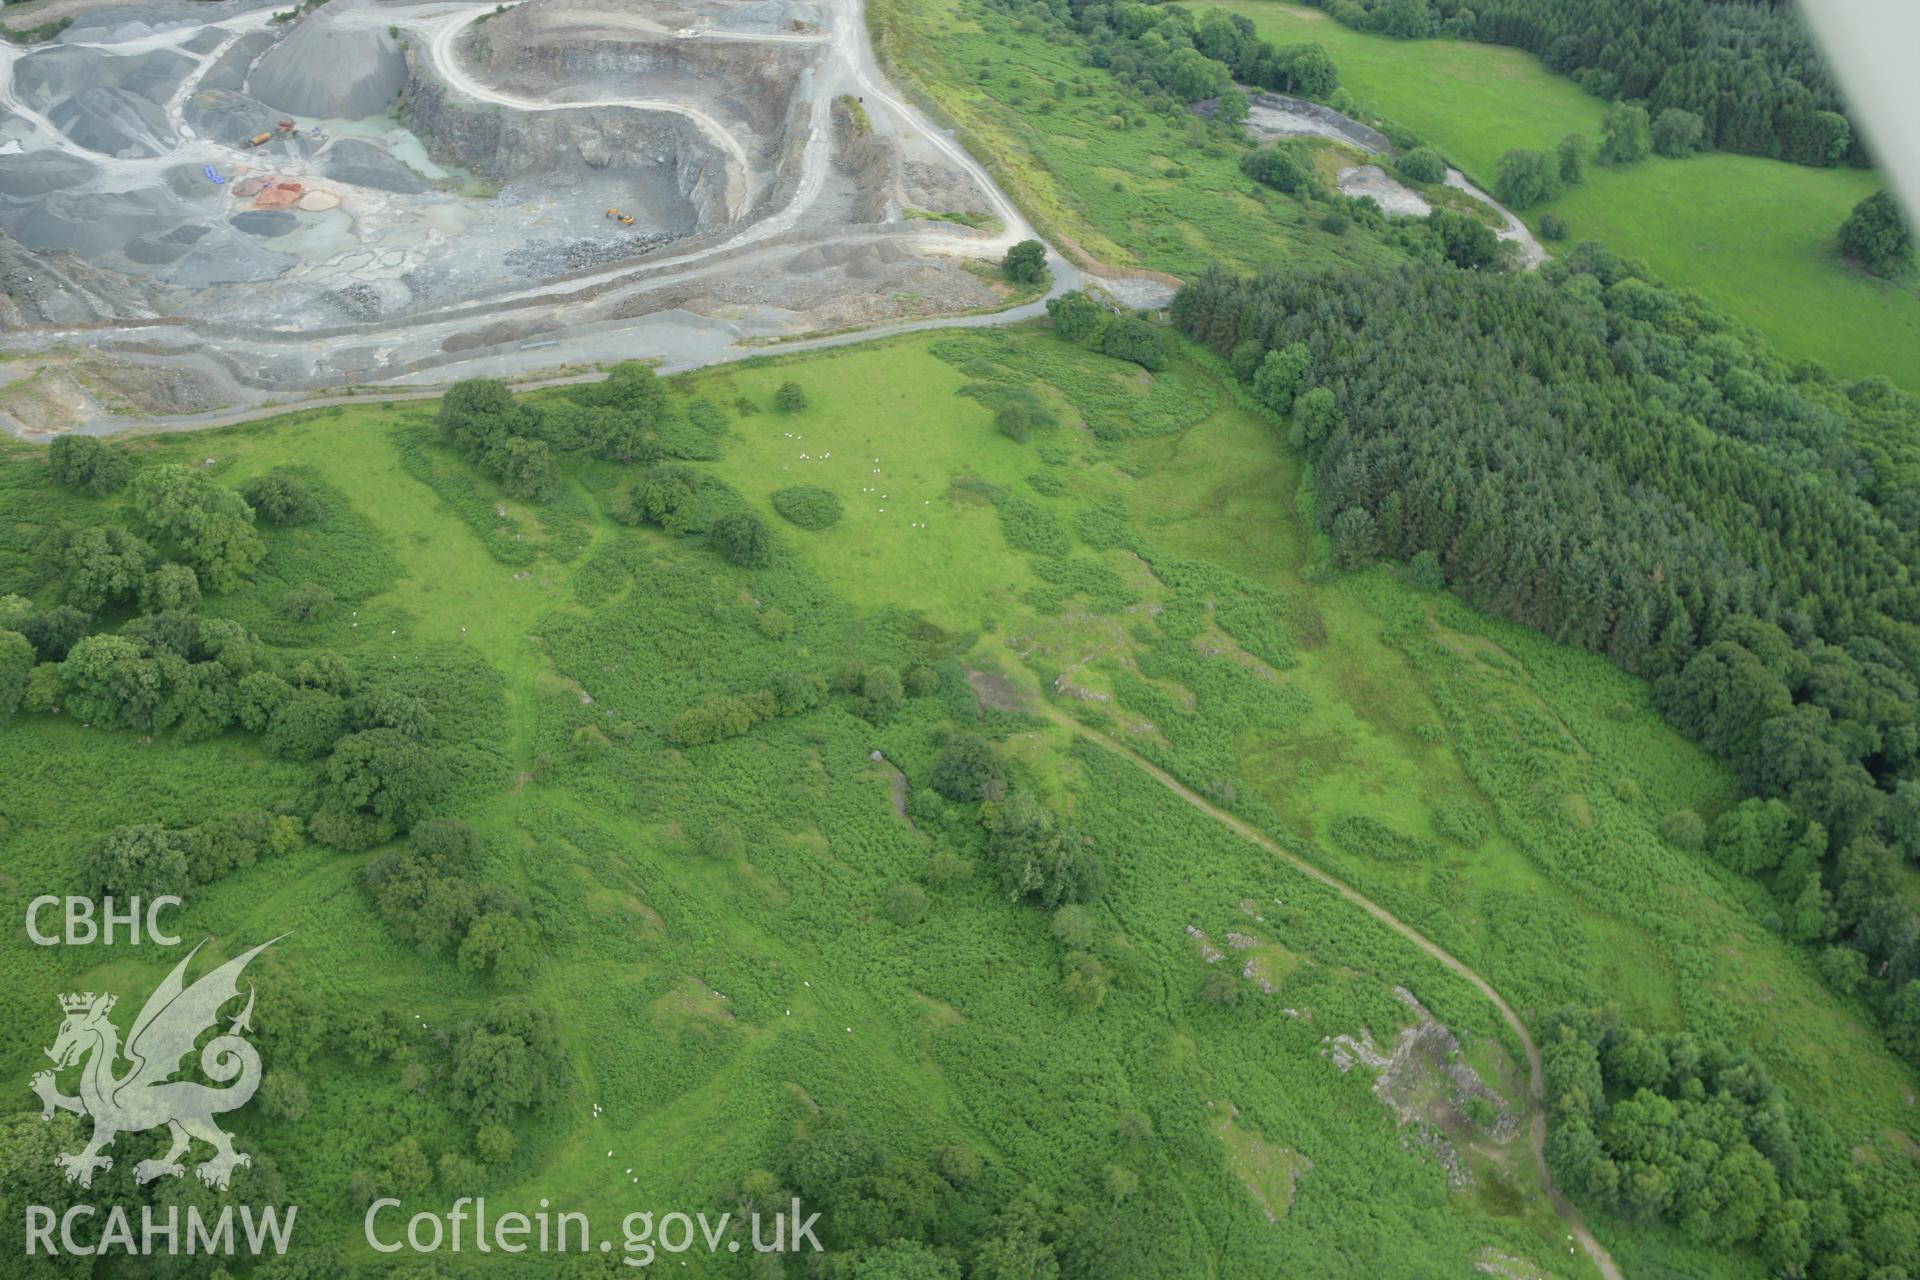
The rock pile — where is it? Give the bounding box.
[249,0,409,119]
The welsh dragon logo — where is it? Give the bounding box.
[30,938,279,1191]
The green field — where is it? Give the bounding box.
[3,326,1912,1276]
[1211,1,1920,392]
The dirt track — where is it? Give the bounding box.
[1041,704,1624,1280]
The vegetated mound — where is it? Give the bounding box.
[248,2,407,119]
[771,485,842,529]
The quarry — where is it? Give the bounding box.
[0,0,1058,433]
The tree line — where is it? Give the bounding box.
[1292,0,1866,167]
[1069,0,1340,109]
[717,1105,1173,1279]
[1490,103,1714,215]
[1541,1006,1918,1274]
[1171,245,1920,1071]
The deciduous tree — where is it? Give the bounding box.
[51,525,153,612]
[241,470,321,525]
[1045,290,1105,342]
[126,465,264,593]
[81,824,192,898]
[1651,108,1705,157]
[1599,101,1651,164]
[1494,148,1561,207]
[0,630,31,717]
[711,512,772,567]
[1394,147,1447,185]
[48,435,132,495]
[60,634,162,729]
[1838,190,1914,278]
[1001,239,1047,284]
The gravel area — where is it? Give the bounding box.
[504,231,680,277]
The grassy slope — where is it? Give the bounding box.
[663,334,1920,1277]
[2,334,1913,1275]
[0,3,1907,1274]
[1041,347,1919,1278]
[0,381,1553,1275]
[870,0,1397,279]
[1211,0,1920,392]
[652,335,1920,1266]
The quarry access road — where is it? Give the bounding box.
[1042,706,1625,1280]
[2,0,1068,435]
[399,0,1034,302]
[534,9,831,44]
[49,290,1063,438]
[671,25,829,43]
[421,1,756,211]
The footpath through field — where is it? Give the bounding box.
[1039,703,1625,1280]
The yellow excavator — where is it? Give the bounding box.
[605,208,636,226]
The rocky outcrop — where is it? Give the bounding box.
[837,131,896,224]
[0,237,169,330]
[402,70,725,233]
[505,40,797,137]
[1234,91,1391,153]
[752,66,814,212]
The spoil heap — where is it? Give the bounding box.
[249,0,408,119]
